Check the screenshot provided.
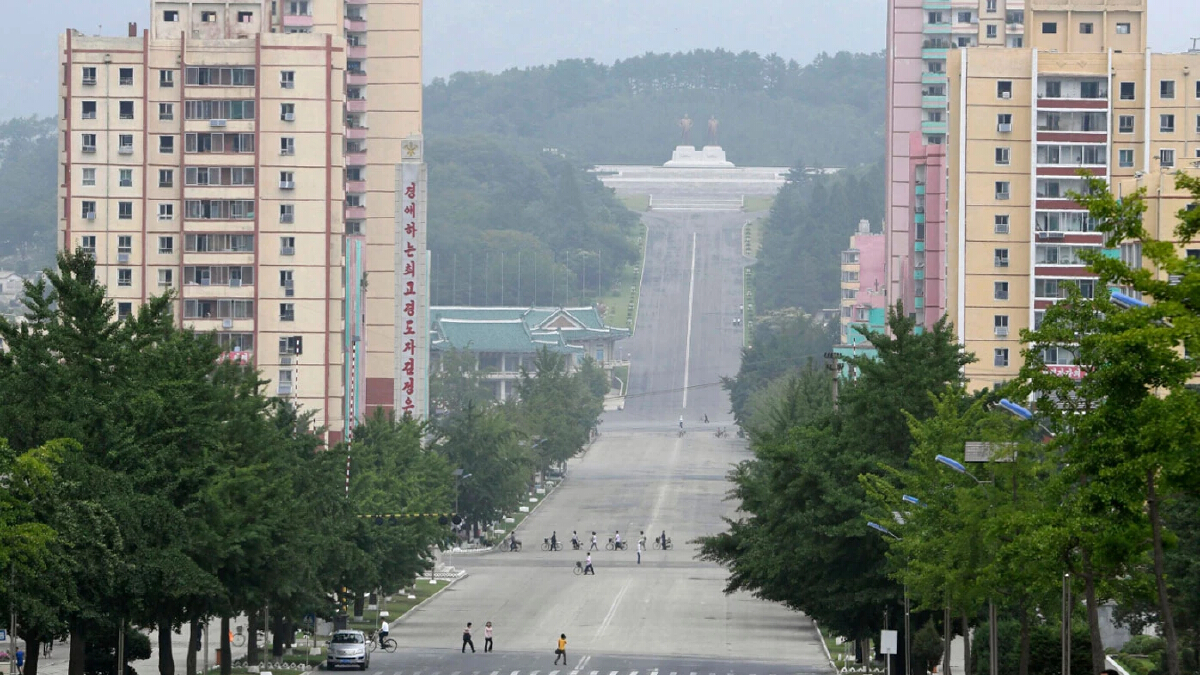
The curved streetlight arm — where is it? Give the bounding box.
[935,454,990,484]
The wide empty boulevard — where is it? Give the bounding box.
[373,210,828,673]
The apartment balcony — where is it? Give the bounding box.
[924,23,953,35]
[347,45,367,59]
[346,127,368,140]
[922,47,949,59]
[924,1,952,9]
[921,120,948,132]
[922,95,948,108]
[346,99,368,113]
[346,151,367,166]
[922,71,948,85]
[345,18,367,32]
[345,205,367,219]
[346,71,368,86]
[345,180,367,194]
[283,14,314,28]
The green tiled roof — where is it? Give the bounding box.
[431,318,583,355]
[429,306,631,342]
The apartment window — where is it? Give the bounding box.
[159,136,174,154]
[994,348,1010,368]
[185,167,256,187]
[1079,22,1093,34]
[80,235,96,255]
[1042,22,1057,34]
[118,202,133,220]
[280,270,294,288]
[158,203,174,220]
[119,169,133,188]
[994,215,1010,234]
[1044,81,1062,98]
[280,71,295,89]
[994,315,1010,336]
[117,236,132,254]
[346,221,363,235]
[117,269,132,287]
[280,103,295,121]
[160,70,175,88]
[277,370,294,395]
[997,113,1012,132]
[1120,82,1135,100]
[158,236,174,254]
[1161,80,1176,99]
[1118,115,1135,134]
[119,68,134,86]
[986,0,997,11]
[184,200,255,220]
[1119,149,1134,167]
[1160,148,1176,168]
[185,234,255,253]
[994,281,1010,300]
[159,169,174,188]
[1116,22,1131,34]
[117,101,135,121]
[280,137,295,155]
[995,248,1009,267]
[81,66,97,85]
[185,67,256,86]
[995,181,1010,200]
[118,303,133,320]
[81,201,96,219]
[158,269,174,287]
[997,81,1013,98]
[1196,114,1200,133]
[159,103,174,121]
[280,236,296,255]
[118,135,134,153]
[995,147,1010,165]
[163,9,179,21]
[184,100,256,120]
[280,204,295,223]
[1079,81,1101,99]
[237,11,254,22]
[928,61,944,74]
[201,11,217,22]
[986,24,998,39]
[1196,81,1200,99]
[1161,114,1176,133]
[280,303,296,322]
[957,11,972,23]
[279,171,295,189]
[82,168,96,187]
[81,101,97,119]
[81,133,96,153]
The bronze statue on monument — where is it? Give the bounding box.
[678,113,693,145]
[707,116,719,146]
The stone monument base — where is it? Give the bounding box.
[664,145,735,168]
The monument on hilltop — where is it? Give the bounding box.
[665,113,734,168]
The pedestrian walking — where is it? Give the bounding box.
[589,531,598,551]
[584,552,594,575]
[15,647,24,675]
[553,634,567,665]
[484,622,493,652]
[462,622,475,653]
[637,538,643,564]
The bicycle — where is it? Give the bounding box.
[653,537,673,550]
[232,628,246,648]
[573,561,584,576]
[542,538,563,551]
[605,537,626,551]
[677,429,686,438]
[368,631,397,654]
[504,539,522,552]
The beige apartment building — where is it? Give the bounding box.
[946,29,1200,388]
[57,0,423,440]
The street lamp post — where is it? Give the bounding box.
[867,522,910,675]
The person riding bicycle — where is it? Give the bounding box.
[679,416,684,430]
[508,531,518,551]
[551,531,558,551]
[379,619,389,643]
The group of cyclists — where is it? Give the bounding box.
[507,529,672,552]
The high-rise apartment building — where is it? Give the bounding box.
[834,220,887,365]
[946,41,1200,389]
[57,0,423,439]
[885,0,1027,323]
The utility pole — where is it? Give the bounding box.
[824,352,840,410]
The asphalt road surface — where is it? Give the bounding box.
[382,210,826,671]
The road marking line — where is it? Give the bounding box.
[490,671,499,675]
[596,581,631,637]
[549,671,559,675]
[682,230,697,409]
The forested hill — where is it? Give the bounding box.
[425,49,885,167]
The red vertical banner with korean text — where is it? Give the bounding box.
[396,135,429,419]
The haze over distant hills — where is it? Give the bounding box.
[5,0,1200,119]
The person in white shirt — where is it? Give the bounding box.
[636,538,644,564]
[584,553,594,575]
[379,619,389,641]
[614,531,622,550]
[589,531,598,551]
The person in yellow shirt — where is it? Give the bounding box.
[553,634,567,665]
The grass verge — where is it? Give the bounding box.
[611,365,629,395]
[742,266,756,348]
[598,224,648,331]
[347,582,445,632]
[742,195,775,213]
[619,194,651,212]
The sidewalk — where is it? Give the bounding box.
[21,617,253,675]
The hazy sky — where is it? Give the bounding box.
[4,0,1199,119]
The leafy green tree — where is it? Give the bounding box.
[515,349,602,470]
[432,403,531,534]
[430,348,496,414]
